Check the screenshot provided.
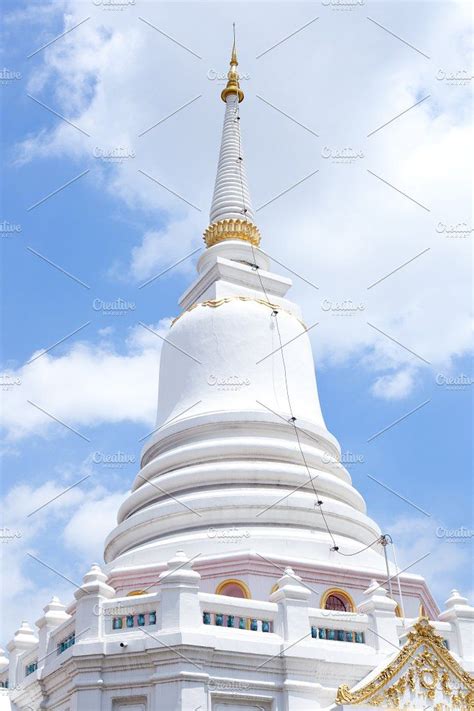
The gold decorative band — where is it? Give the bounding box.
[221,83,244,103]
[335,618,474,708]
[171,296,306,329]
[203,218,261,248]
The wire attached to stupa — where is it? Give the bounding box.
[229,31,384,561]
[232,47,248,221]
[249,240,340,550]
[232,39,339,550]
[380,533,407,619]
[391,538,406,621]
[248,238,387,558]
[381,533,394,598]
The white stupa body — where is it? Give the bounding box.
[105,239,384,575]
[3,44,473,711]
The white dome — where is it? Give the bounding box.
[156,297,327,431]
[105,294,382,572]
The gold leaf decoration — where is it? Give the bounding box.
[335,618,474,708]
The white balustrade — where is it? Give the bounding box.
[101,593,160,634]
[309,607,369,644]
[200,592,277,632]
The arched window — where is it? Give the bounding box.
[320,588,355,612]
[326,594,348,611]
[215,579,251,599]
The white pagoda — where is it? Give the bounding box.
[2,41,473,711]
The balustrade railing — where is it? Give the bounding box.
[25,661,38,676]
[57,632,75,655]
[101,592,159,634]
[309,608,368,644]
[48,619,76,661]
[200,593,277,633]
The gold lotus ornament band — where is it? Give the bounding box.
[203,218,261,247]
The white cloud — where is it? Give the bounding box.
[385,515,473,606]
[0,321,169,441]
[371,369,416,400]
[10,1,472,401]
[0,468,127,643]
[62,490,125,562]
[129,213,203,282]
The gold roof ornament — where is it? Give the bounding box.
[221,23,244,103]
[335,617,474,709]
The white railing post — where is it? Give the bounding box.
[358,579,398,653]
[6,622,38,687]
[159,550,202,631]
[270,567,311,642]
[74,564,115,642]
[36,596,70,667]
[438,589,474,663]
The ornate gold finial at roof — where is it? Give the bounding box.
[335,617,474,708]
[221,23,244,103]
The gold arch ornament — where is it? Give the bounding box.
[215,578,251,599]
[335,618,474,708]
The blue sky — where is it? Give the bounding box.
[1,0,472,644]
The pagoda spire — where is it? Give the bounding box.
[204,28,260,248]
[220,24,244,103]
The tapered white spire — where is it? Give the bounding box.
[204,31,260,248]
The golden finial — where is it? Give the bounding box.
[221,23,244,103]
[231,22,238,64]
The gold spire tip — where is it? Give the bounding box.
[221,24,244,103]
[231,22,237,64]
